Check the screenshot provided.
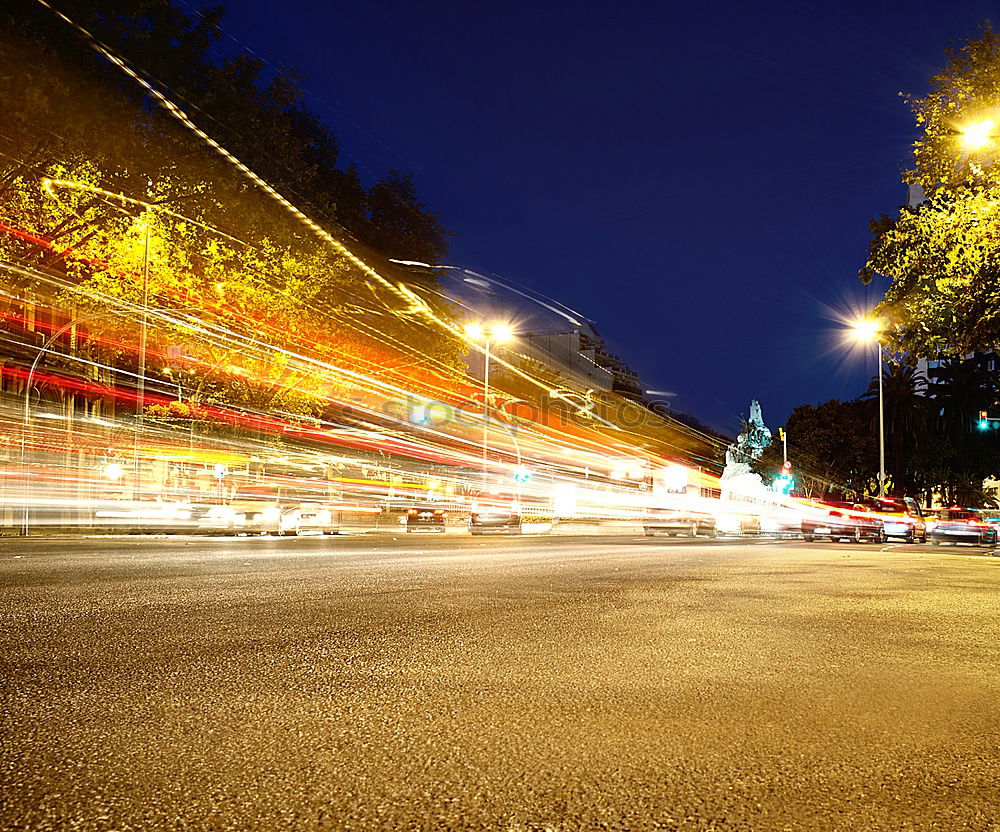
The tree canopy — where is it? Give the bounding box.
[1,0,451,265]
[860,25,1000,356]
[756,360,1000,505]
[752,399,877,499]
[0,0,467,422]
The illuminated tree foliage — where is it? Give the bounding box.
[1,0,451,265]
[0,0,724,467]
[860,25,1000,355]
[0,0,465,420]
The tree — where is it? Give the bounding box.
[1,0,451,263]
[0,0,468,423]
[860,25,1000,356]
[752,400,877,498]
[924,359,1000,502]
[860,361,927,495]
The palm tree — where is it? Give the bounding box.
[930,358,997,435]
[929,358,1000,502]
[862,361,928,495]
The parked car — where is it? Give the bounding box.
[469,494,522,535]
[930,507,998,547]
[865,497,927,543]
[801,501,885,543]
[643,509,717,537]
[405,506,447,533]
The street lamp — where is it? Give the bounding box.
[464,322,514,484]
[958,118,996,151]
[851,317,886,498]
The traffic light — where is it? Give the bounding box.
[979,410,990,431]
[773,461,794,494]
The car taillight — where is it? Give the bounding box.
[830,511,842,517]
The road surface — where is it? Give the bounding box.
[2,534,998,830]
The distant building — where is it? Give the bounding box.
[576,325,644,399]
[476,322,644,399]
[514,329,614,392]
[917,350,997,384]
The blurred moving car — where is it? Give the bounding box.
[405,506,447,533]
[715,512,762,536]
[866,497,927,543]
[469,494,522,535]
[801,501,885,543]
[978,509,1000,528]
[930,507,998,546]
[643,509,717,537]
[225,502,339,535]
[286,503,339,535]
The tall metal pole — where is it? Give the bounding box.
[134,224,150,499]
[482,337,491,487]
[877,341,886,498]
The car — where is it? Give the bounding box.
[930,507,998,547]
[715,511,762,536]
[405,506,447,533]
[865,497,927,543]
[801,501,885,543]
[286,503,339,535]
[643,509,717,537]
[233,504,281,535]
[978,509,1000,528]
[469,495,522,535]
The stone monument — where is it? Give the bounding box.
[721,399,772,498]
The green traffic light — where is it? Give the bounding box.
[772,475,794,495]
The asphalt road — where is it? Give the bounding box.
[2,534,999,831]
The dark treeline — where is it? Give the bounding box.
[1,0,450,266]
[754,360,1000,506]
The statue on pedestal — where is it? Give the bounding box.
[721,400,772,498]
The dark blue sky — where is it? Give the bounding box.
[217,0,993,434]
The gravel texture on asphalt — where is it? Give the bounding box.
[1,535,998,831]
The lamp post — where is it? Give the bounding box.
[851,317,886,498]
[133,222,152,504]
[463,322,514,485]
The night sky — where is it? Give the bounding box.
[215,0,994,434]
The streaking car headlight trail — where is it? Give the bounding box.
[0,1,830,539]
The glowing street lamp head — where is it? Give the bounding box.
[959,118,996,151]
[465,322,514,342]
[489,323,514,343]
[851,317,883,343]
